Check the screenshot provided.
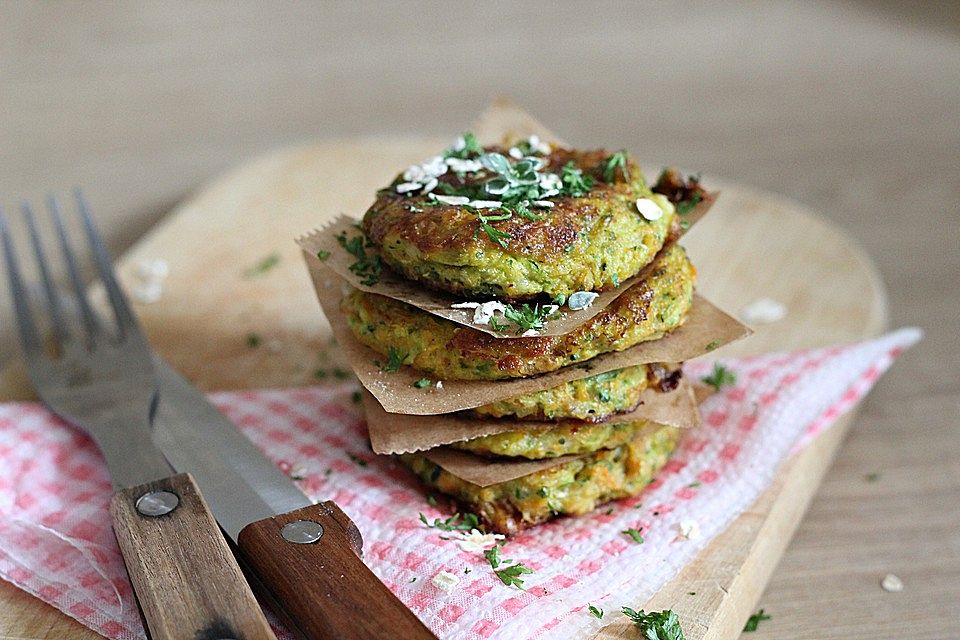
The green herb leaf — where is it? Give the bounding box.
[426,494,437,506]
[705,340,721,352]
[589,604,604,619]
[246,333,261,348]
[560,161,594,197]
[621,607,685,640]
[316,249,331,261]
[494,563,534,589]
[479,221,513,248]
[484,543,503,568]
[865,472,881,482]
[623,528,645,544]
[243,252,281,278]
[444,132,483,159]
[413,377,432,389]
[743,609,771,632]
[351,390,362,404]
[503,303,559,334]
[701,362,737,392]
[347,453,368,467]
[602,151,630,183]
[378,346,407,373]
[489,316,509,333]
[676,191,703,215]
[420,511,481,532]
[336,231,383,286]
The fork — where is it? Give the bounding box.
[0,190,276,640]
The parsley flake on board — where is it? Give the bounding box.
[602,151,630,182]
[243,252,281,278]
[701,362,737,392]
[705,340,721,352]
[413,377,432,389]
[246,333,261,348]
[336,230,383,286]
[623,528,645,544]
[316,249,331,261]
[621,608,685,640]
[589,604,604,619]
[743,609,771,632]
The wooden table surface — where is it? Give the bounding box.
[0,3,957,639]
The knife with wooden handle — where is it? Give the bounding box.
[151,358,437,640]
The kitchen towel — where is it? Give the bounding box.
[0,328,920,640]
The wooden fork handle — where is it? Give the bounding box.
[110,472,277,640]
[237,501,437,640]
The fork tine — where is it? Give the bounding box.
[0,207,43,356]
[21,201,70,350]
[47,193,101,341]
[73,188,140,340]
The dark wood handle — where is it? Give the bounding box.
[110,472,277,640]
[237,501,436,640]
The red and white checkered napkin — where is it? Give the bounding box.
[0,328,919,640]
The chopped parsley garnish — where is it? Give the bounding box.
[409,577,417,583]
[413,377,432,389]
[485,542,534,589]
[347,453,368,467]
[351,390,362,403]
[602,151,629,182]
[560,160,594,197]
[419,511,480,532]
[623,528,645,544]
[246,333,261,348]
[332,367,351,380]
[316,249,331,261]
[444,132,483,159]
[865,472,881,482]
[313,368,328,379]
[494,563,534,589]
[621,608,685,640]
[743,609,771,632]
[503,303,559,334]
[488,316,509,333]
[426,494,437,506]
[701,362,737,391]
[676,191,702,215]
[479,216,514,248]
[589,604,604,619]
[336,231,383,286]
[376,346,407,373]
[705,339,721,352]
[243,252,281,278]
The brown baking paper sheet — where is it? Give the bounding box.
[297,191,715,338]
[419,417,677,487]
[302,253,749,414]
[421,447,588,487]
[364,376,699,455]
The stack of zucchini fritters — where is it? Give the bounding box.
[341,134,705,534]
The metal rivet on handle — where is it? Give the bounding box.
[281,520,324,544]
[135,490,180,517]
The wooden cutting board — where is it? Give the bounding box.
[0,102,887,639]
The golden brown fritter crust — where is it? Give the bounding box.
[362,147,677,301]
[341,244,696,380]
